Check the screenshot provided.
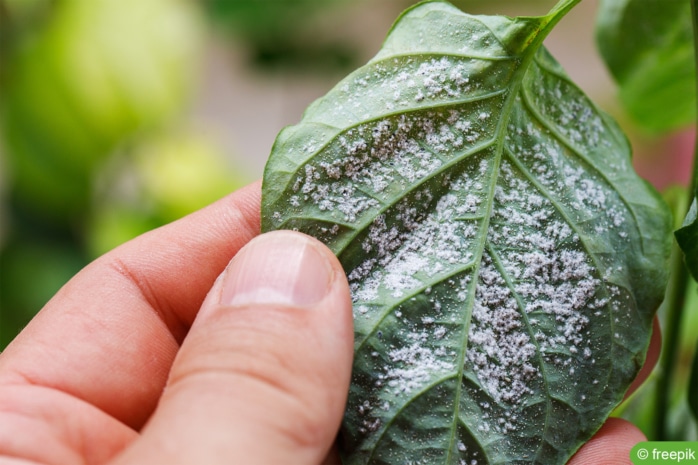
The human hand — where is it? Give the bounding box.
[0,180,660,465]
[0,181,353,465]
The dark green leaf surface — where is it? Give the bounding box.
[676,198,698,282]
[595,0,696,133]
[262,1,672,463]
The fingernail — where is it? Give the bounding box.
[220,232,334,308]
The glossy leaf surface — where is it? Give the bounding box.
[262,1,672,463]
[595,0,695,133]
[676,198,698,282]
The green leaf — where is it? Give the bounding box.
[262,1,673,463]
[676,197,698,281]
[595,0,696,133]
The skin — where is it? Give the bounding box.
[0,181,660,465]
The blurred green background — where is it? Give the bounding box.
[0,0,695,442]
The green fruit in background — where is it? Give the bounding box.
[0,0,203,223]
[87,128,249,258]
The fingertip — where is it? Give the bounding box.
[115,230,354,465]
[567,418,646,465]
[221,231,338,309]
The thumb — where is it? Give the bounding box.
[112,231,354,465]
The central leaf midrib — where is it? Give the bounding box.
[443,57,535,465]
[443,7,579,462]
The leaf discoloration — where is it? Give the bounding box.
[262,1,672,463]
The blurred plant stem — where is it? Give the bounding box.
[654,237,692,440]
[651,0,698,441]
[691,0,698,203]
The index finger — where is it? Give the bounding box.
[0,181,261,429]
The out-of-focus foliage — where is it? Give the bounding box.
[0,0,249,348]
[0,233,86,346]
[203,0,357,71]
[87,129,245,258]
[596,0,696,133]
[1,0,203,223]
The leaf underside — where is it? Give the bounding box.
[261,1,672,463]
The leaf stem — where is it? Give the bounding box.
[654,242,691,440]
[690,0,698,200]
[652,0,698,441]
[547,0,582,18]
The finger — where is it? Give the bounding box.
[112,231,354,465]
[567,417,645,465]
[0,181,261,429]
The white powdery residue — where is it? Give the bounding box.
[319,160,341,180]
[372,209,472,297]
[545,221,572,241]
[453,111,488,145]
[356,400,382,435]
[530,73,605,149]
[467,257,538,404]
[302,138,318,154]
[394,143,443,183]
[350,272,381,303]
[580,178,605,205]
[338,113,455,190]
[309,181,379,223]
[606,206,625,228]
[461,194,482,215]
[301,164,320,194]
[517,96,630,240]
[349,172,482,302]
[353,305,373,322]
[425,123,460,153]
[562,164,584,191]
[363,215,401,257]
[382,250,429,298]
[455,119,472,132]
[414,57,473,100]
[490,161,599,359]
[385,330,454,395]
[348,258,377,282]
